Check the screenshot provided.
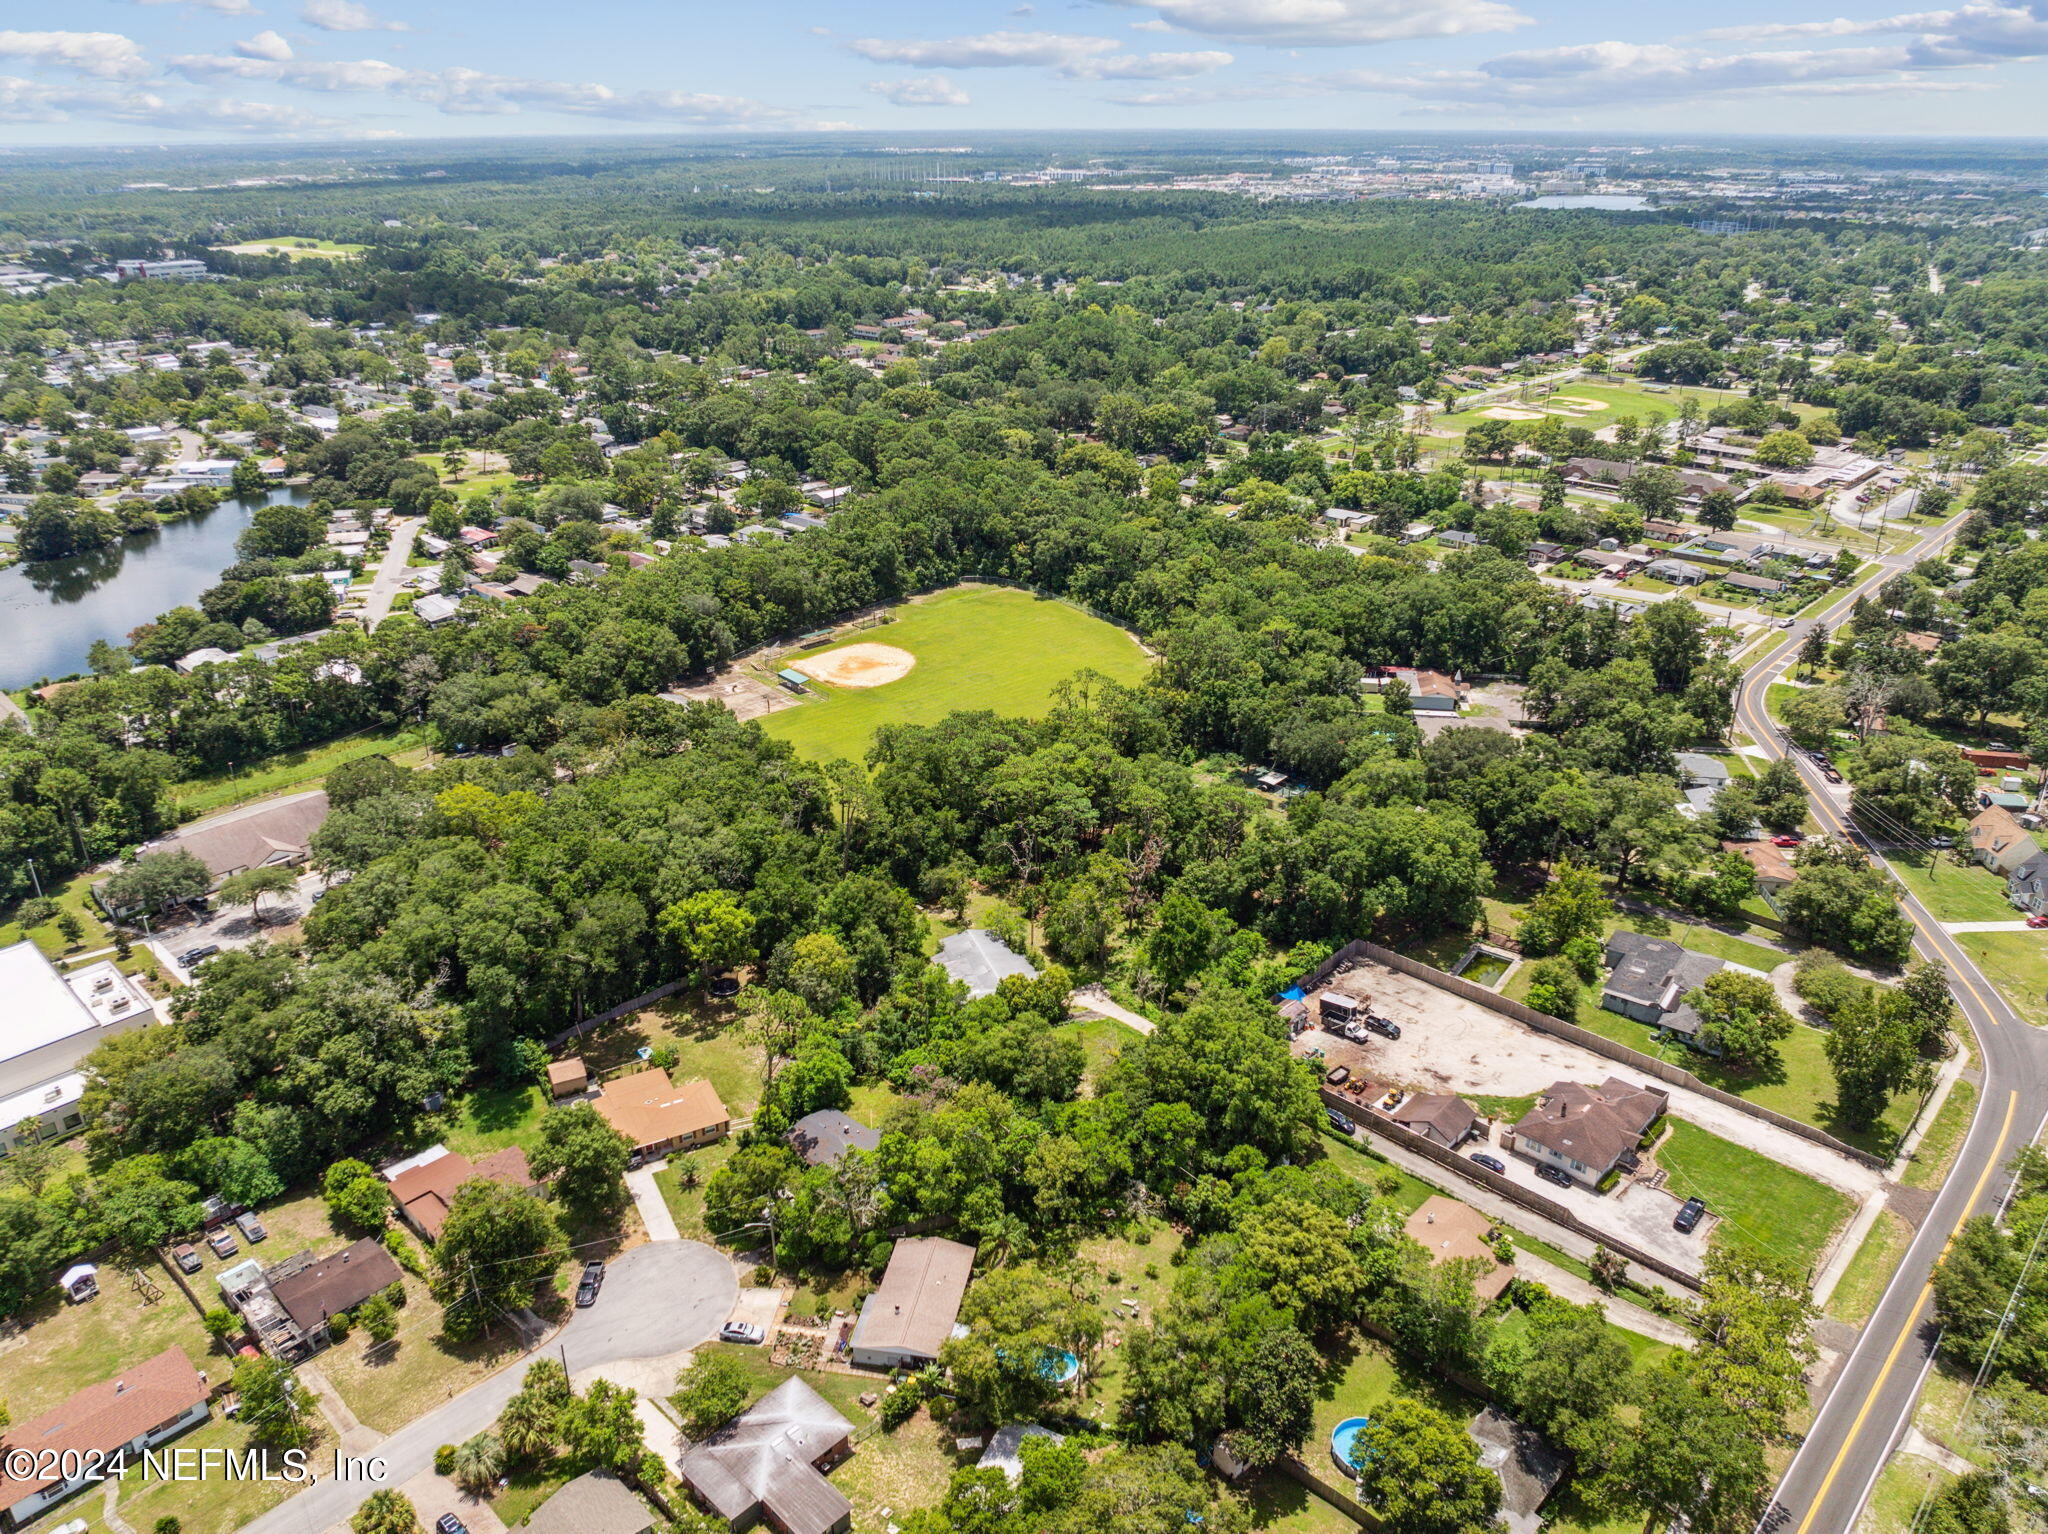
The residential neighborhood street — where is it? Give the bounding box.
[362,516,423,630]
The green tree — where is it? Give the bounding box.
[1754,430,1816,469]
[233,1355,316,1450]
[1350,1397,1501,1534]
[357,1290,399,1346]
[1143,890,1221,992]
[1594,1361,1770,1534]
[658,890,758,985]
[671,1349,752,1438]
[323,1158,392,1232]
[431,1179,566,1340]
[1683,970,1795,1071]
[940,1262,1103,1426]
[1516,859,1610,955]
[219,864,298,925]
[1823,985,1934,1130]
[528,1103,632,1223]
[559,1378,646,1474]
[101,850,212,916]
[497,1358,571,1463]
[1779,686,1847,750]
[450,1431,504,1494]
[1523,957,1582,1020]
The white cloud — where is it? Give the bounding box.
[867,75,971,105]
[1129,17,1175,29]
[1069,49,1234,78]
[234,28,294,60]
[128,0,261,14]
[1099,0,1531,46]
[1695,0,2048,62]
[0,30,152,80]
[0,73,353,132]
[299,0,408,32]
[848,30,1120,68]
[169,51,831,125]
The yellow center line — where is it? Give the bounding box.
[1790,1089,2017,1534]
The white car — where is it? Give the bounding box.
[719,1321,766,1345]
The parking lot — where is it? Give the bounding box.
[147,866,329,981]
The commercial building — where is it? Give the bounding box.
[0,942,156,1154]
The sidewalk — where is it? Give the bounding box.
[627,1160,679,1242]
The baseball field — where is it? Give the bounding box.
[757,585,1151,762]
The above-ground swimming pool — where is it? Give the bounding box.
[1039,1349,1081,1385]
[1330,1416,1372,1476]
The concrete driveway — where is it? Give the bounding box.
[392,1469,507,1534]
[242,1240,738,1534]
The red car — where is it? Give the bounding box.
[2028,914,2048,929]
[1772,835,1804,848]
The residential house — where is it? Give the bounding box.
[382,1143,537,1241]
[107,792,328,910]
[1468,1407,1569,1534]
[413,593,462,626]
[679,1376,855,1534]
[265,1238,404,1354]
[1,942,155,1154]
[933,930,1037,1000]
[1365,666,1463,712]
[1510,1079,1668,1186]
[1562,457,1634,488]
[1390,1093,1480,1150]
[1723,839,1797,899]
[173,646,237,673]
[524,1471,656,1534]
[787,1109,881,1168]
[1404,1196,1513,1304]
[1721,571,1785,597]
[1971,804,2042,878]
[1437,528,1481,549]
[0,1348,209,1526]
[1643,557,1708,586]
[1599,931,1723,1045]
[848,1237,976,1370]
[592,1068,730,1158]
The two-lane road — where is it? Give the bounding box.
[1739,510,2048,1534]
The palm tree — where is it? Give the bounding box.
[496,1391,558,1465]
[450,1431,504,1495]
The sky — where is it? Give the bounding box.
[3,0,2047,146]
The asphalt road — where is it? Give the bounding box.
[239,1240,737,1534]
[1742,508,2048,1534]
[362,516,423,631]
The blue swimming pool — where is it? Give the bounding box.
[1330,1416,1372,1476]
[1039,1349,1081,1384]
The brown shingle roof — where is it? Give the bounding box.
[850,1237,975,1363]
[592,1068,728,1151]
[0,1347,206,1500]
[1513,1079,1667,1176]
[387,1146,533,1240]
[1391,1093,1479,1148]
[267,1237,403,1333]
[141,791,329,882]
[1403,1196,1513,1303]
[523,1471,654,1534]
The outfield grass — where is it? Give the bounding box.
[172,727,423,815]
[758,585,1150,762]
[1656,1118,1854,1277]
[1889,852,2019,925]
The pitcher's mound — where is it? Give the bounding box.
[794,643,915,688]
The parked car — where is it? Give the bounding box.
[2028,914,2048,929]
[1324,1065,1350,1086]
[1533,1163,1575,1190]
[171,1243,202,1274]
[178,944,221,968]
[1469,1153,1507,1174]
[1674,1196,1708,1234]
[1341,1021,1370,1044]
[1929,835,1955,849]
[436,1516,468,1534]
[1771,834,1804,848]
[720,1320,767,1345]
[1326,1109,1356,1135]
[626,1148,646,1171]
[234,1211,267,1243]
[1364,1015,1402,1040]
[575,1259,604,1308]
[206,1229,238,1258]
[1821,766,1843,784]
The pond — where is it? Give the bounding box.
[0,488,311,690]
[1460,953,1512,989]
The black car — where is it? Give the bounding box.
[436,1516,468,1534]
[1364,1015,1402,1040]
[1533,1163,1576,1189]
[1325,1109,1355,1135]
[575,1259,605,1308]
[1674,1196,1708,1234]
[1469,1153,1506,1174]
[178,944,221,968]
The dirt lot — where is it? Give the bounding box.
[1303,960,1881,1274]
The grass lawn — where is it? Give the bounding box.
[1904,1078,1978,1190]
[0,869,117,960]
[0,1269,222,1422]
[1858,1456,1952,1534]
[1310,1328,1476,1465]
[1825,1210,1912,1327]
[564,993,764,1120]
[1432,381,1689,438]
[1608,910,1788,972]
[30,1416,306,1534]
[758,585,1150,763]
[172,727,423,815]
[1317,1128,1438,1216]
[1070,1223,1184,1419]
[319,1267,527,1434]
[442,1083,553,1158]
[1950,930,2048,1029]
[1655,1119,1854,1278]
[1057,1016,1146,1091]
[654,1135,738,1244]
[211,236,365,258]
[1889,852,2019,925]
[1236,1472,1367,1534]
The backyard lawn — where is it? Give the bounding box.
[1889,851,2021,925]
[759,585,1151,763]
[172,728,424,815]
[319,1266,528,1434]
[1655,1119,1855,1277]
[1057,1016,1147,1089]
[0,1265,222,1422]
